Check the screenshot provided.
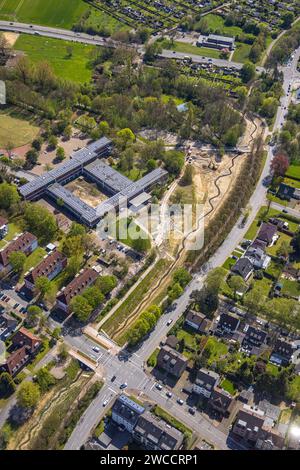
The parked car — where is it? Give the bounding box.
[166,391,172,398]
[166,319,173,326]
[92,346,100,353]
[188,407,196,415]
[111,375,116,382]
[155,383,163,391]
[120,383,128,389]
[103,399,108,406]
[177,399,184,405]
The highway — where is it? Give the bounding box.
[0,21,117,48]
[64,46,300,450]
[0,20,261,72]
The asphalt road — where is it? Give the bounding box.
[160,49,265,72]
[0,21,116,48]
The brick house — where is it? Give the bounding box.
[24,249,67,293]
[0,232,38,271]
[56,268,98,313]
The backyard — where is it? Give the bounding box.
[0,109,39,149]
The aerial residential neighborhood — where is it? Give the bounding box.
[0,0,300,459]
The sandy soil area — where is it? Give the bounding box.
[65,178,107,208]
[3,32,19,46]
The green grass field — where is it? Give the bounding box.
[14,35,96,83]
[0,109,39,149]
[232,43,252,63]
[170,41,222,59]
[286,164,300,180]
[198,14,243,37]
[0,0,87,28]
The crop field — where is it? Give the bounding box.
[14,35,96,83]
[0,0,87,28]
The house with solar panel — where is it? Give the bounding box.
[19,137,168,228]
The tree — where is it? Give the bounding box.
[241,62,256,83]
[35,276,51,299]
[68,222,86,238]
[144,42,162,62]
[181,165,193,186]
[71,295,93,322]
[131,236,150,253]
[164,150,184,177]
[25,305,42,328]
[96,275,117,295]
[205,267,226,295]
[48,135,58,150]
[62,235,84,257]
[83,286,104,310]
[282,12,294,29]
[173,268,192,288]
[271,153,289,177]
[228,275,247,299]
[24,203,57,243]
[168,282,183,302]
[17,382,40,409]
[116,128,135,149]
[0,373,16,398]
[8,251,26,274]
[25,149,39,168]
[36,367,56,393]
[276,240,292,259]
[0,182,20,211]
[32,138,42,151]
[56,146,65,162]
[244,285,266,315]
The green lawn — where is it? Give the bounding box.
[170,41,222,59]
[198,14,243,37]
[220,378,236,395]
[0,223,20,249]
[0,110,39,149]
[0,0,87,29]
[265,260,283,280]
[14,35,96,83]
[244,205,297,241]
[283,177,300,189]
[204,337,228,366]
[21,247,47,281]
[281,278,300,298]
[286,165,300,180]
[116,217,151,251]
[266,232,292,257]
[232,43,252,63]
[147,348,159,367]
[80,7,128,35]
[176,327,201,351]
[266,363,280,377]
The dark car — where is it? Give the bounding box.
[188,407,196,415]
[111,375,116,382]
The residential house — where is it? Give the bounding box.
[209,387,233,416]
[231,257,253,280]
[250,238,267,251]
[270,338,295,366]
[217,312,240,335]
[0,346,29,376]
[193,368,220,398]
[232,408,265,445]
[277,183,300,201]
[12,327,42,354]
[1,328,42,376]
[184,310,211,334]
[111,395,145,432]
[156,346,188,379]
[165,335,179,350]
[56,268,98,313]
[245,245,271,270]
[0,312,18,341]
[24,249,67,293]
[256,428,285,450]
[133,412,183,451]
[0,232,38,271]
[242,325,267,348]
[0,216,8,240]
[256,223,277,246]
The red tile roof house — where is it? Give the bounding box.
[56,268,98,313]
[0,216,8,240]
[24,249,67,294]
[0,232,38,272]
[0,328,42,376]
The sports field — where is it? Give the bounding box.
[0,0,87,28]
[0,109,39,149]
[14,34,96,83]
